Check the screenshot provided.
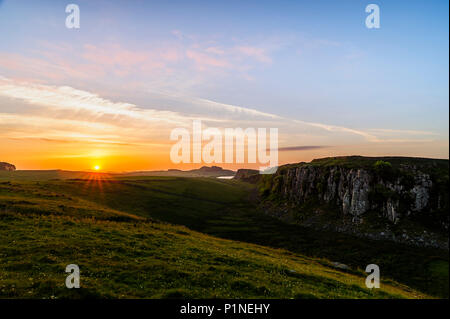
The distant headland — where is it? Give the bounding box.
[0,162,16,171]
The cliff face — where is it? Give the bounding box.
[257,157,449,246]
[280,165,444,224]
[0,162,16,171]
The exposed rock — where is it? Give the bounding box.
[385,198,399,223]
[411,173,432,211]
[0,162,16,171]
[347,169,370,217]
[260,156,449,248]
[271,159,447,224]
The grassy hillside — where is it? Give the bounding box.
[0,170,111,181]
[1,213,424,299]
[0,175,447,298]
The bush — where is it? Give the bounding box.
[373,160,394,181]
[369,184,396,206]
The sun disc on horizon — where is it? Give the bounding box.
[93,165,101,171]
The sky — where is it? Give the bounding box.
[0,0,448,171]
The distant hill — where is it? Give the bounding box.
[0,162,15,171]
[120,166,235,178]
[0,166,235,181]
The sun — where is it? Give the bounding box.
[93,165,101,171]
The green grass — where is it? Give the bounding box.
[0,176,447,298]
[0,213,425,299]
[308,156,449,171]
[0,170,112,181]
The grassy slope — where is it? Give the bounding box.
[1,214,422,299]
[0,176,446,298]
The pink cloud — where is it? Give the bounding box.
[205,47,226,55]
[0,53,106,81]
[82,44,150,67]
[186,50,230,69]
[82,43,186,76]
[235,46,272,63]
[0,35,275,87]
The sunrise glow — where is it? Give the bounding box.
[0,1,447,172]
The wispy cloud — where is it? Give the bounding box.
[0,76,187,125]
[0,76,440,153]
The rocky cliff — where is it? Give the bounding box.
[0,162,16,171]
[256,156,449,248]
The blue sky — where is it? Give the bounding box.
[0,0,448,170]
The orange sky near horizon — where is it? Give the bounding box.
[3,136,448,172]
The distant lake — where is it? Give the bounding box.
[217,176,234,179]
